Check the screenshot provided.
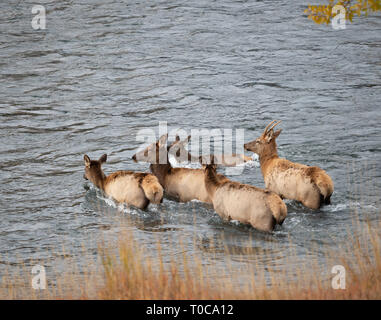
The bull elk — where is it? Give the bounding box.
[202,157,287,232]
[83,154,163,209]
[244,120,334,210]
[169,135,252,167]
[132,134,225,203]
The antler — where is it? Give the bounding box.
[263,120,282,136]
[269,120,282,132]
[263,120,276,136]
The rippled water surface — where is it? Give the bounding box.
[0,0,380,290]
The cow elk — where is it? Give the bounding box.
[202,157,287,232]
[244,120,334,210]
[132,134,225,203]
[83,154,163,209]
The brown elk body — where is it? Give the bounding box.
[203,162,287,232]
[83,154,163,209]
[244,120,334,210]
[169,135,252,167]
[132,134,225,203]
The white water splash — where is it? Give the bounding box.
[230,219,242,226]
[321,203,348,212]
[321,201,378,213]
[245,154,260,168]
[87,184,137,214]
[168,154,201,169]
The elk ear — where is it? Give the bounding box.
[273,129,282,139]
[99,154,107,164]
[175,134,191,144]
[158,134,168,147]
[177,135,191,147]
[84,155,91,167]
[209,154,216,165]
[198,155,206,168]
[201,154,215,165]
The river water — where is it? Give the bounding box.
[0,0,380,293]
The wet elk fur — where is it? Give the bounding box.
[202,158,287,232]
[244,120,334,210]
[132,134,225,203]
[83,154,163,209]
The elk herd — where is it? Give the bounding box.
[83,120,334,233]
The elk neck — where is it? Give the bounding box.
[90,169,107,190]
[149,162,172,187]
[258,141,279,177]
[204,166,219,198]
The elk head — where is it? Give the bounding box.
[244,120,282,158]
[132,134,168,164]
[83,154,107,188]
[199,154,218,170]
[168,134,192,163]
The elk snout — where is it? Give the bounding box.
[132,154,137,162]
[83,174,88,180]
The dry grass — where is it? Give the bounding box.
[1,209,380,300]
[90,215,381,300]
